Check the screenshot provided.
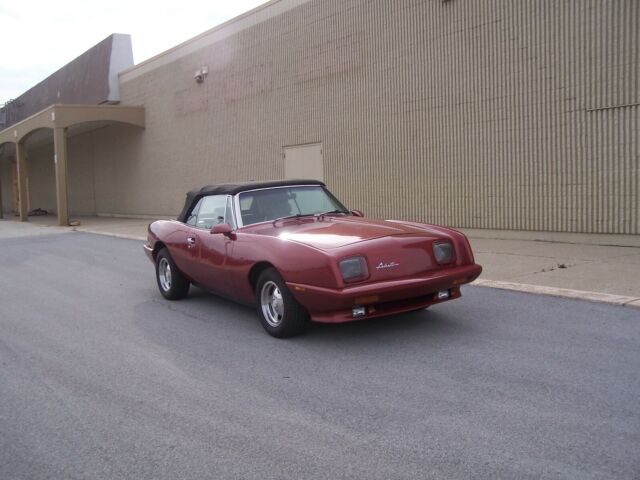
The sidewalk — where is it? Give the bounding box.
[1,214,154,240]
[3,215,639,308]
[466,236,640,307]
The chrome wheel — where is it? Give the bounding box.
[260,280,284,327]
[158,257,172,292]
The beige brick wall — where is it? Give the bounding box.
[26,146,56,213]
[84,0,638,233]
[0,160,14,215]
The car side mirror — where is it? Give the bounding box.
[351,209,364,217]
[210,223,234,236]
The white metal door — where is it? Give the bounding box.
[283,143,324,181]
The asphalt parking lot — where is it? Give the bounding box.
[1,226,639,480]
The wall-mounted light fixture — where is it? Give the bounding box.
[194,65,209,84]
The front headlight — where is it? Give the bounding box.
[433,242,453,264]
[339,256,368,282]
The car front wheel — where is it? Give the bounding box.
[155,248,190,300]
[256,267,309,338]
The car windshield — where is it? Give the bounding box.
[238,185,349,226]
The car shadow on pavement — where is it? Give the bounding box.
[151,286,473,346]
[305,307,471,342]
[138,288,474,353]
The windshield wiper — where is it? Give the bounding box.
[315,210,349,217]
[272,210,348,225]
[272,213,312,225]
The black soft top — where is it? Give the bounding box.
[176,179,326,222]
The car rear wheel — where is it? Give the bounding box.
[256,268,309,338]
[155,248,190,300]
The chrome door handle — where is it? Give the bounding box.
[187,237,196,245]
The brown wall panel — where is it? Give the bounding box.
[85,0,638,233]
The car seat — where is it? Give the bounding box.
[259,192,293,221]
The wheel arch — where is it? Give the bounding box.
[152,241,168,261]
[248,261,277,293]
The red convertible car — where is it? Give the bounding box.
[144,180,481,337]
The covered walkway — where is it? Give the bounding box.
[0,104,144,226]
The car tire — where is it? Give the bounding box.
[155,248,190,300]
[255,267,310,338]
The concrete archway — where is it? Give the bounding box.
[0,104,144,225]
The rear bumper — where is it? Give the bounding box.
[287,264,481,323]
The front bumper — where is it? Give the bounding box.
[143,243,154,263]
[287,264,482,323]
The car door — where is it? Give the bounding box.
[167,198,202,279]
[183,194,236,296]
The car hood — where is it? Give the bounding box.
[246,216,447,249]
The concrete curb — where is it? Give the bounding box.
[472,279,640,309]
[71,228,146,242]
[68,227,640,310]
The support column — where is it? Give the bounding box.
[53,128,69,226]
[16,142,29,222]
